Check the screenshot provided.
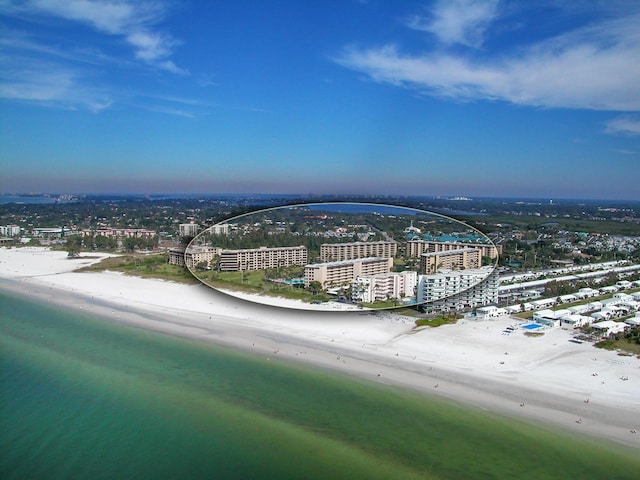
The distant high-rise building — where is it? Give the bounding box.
[179,223,200,237]
[0,225,21,236]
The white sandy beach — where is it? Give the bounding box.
[1,247,639,447]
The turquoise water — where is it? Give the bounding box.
[1,290,639,479]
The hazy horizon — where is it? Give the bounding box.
[1,1,639,200]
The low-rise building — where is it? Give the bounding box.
[560,314,593,329]
[81,228,157,238]
[591,320,627,337]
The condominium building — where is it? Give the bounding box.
[304,257,394,289]
[168,246,222,268]
[406,240,501,259]
[420,248,481,274]
[0,225,21,236]
[351,271,417,304]
[209,223,230,235]
[417,267,498,312]
[179,223,200,237]
[219,245,307,272]
[320,241,397,262]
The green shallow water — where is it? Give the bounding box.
[1,290,638,480]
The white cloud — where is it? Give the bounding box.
[605,116,640,136]
[0,0,186,74]
[407,0,500,48]
[0,60,112,111]
[334,9,640,111]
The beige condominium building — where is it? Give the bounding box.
[168,245,222,268]
[420,248,481,274]
[304,257,394,289]
[406,240,501,259]
[219,245,307,272]
[320,241,398,262]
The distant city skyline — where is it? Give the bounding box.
[1,1,639,200]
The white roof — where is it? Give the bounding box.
[592,320,620,329]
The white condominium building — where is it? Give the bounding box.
[179,223,200,237]
[320,241,397,262]
[0,225,21,236]
[209,223,230,235]
[420,248,481,274]
[219,245,307,272]
[352,271,417,303]
[417,267,498,312]
[304,257,394,289]
[406,240,501,259]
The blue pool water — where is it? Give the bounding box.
[522,323,543,330]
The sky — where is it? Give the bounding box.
[0,0,639,200]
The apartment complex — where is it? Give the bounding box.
[406,240,501,259]
[168,245,222,268]
[351,271,417,303]
[219,245,307,272]
[417,267,498,312]
[320,241,397,262]
[420,248,481,274]
[304,257,393,289]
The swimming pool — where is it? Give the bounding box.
[522,323,543,330]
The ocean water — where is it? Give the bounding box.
[1,291,638,480]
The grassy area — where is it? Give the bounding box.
[194,269,336,304]
[594,325,640,356]
[524,331,545,338]
[415,315,460,328]
[360,299,401,309]
[77,253,199,284]
[595,338,640,356]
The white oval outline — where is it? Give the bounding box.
[185,201,498,311]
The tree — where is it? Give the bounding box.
[66,236,82,257]
[308,281,322,295]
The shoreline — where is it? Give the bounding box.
[1,247,639,448]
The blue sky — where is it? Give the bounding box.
[1,0,639,200]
